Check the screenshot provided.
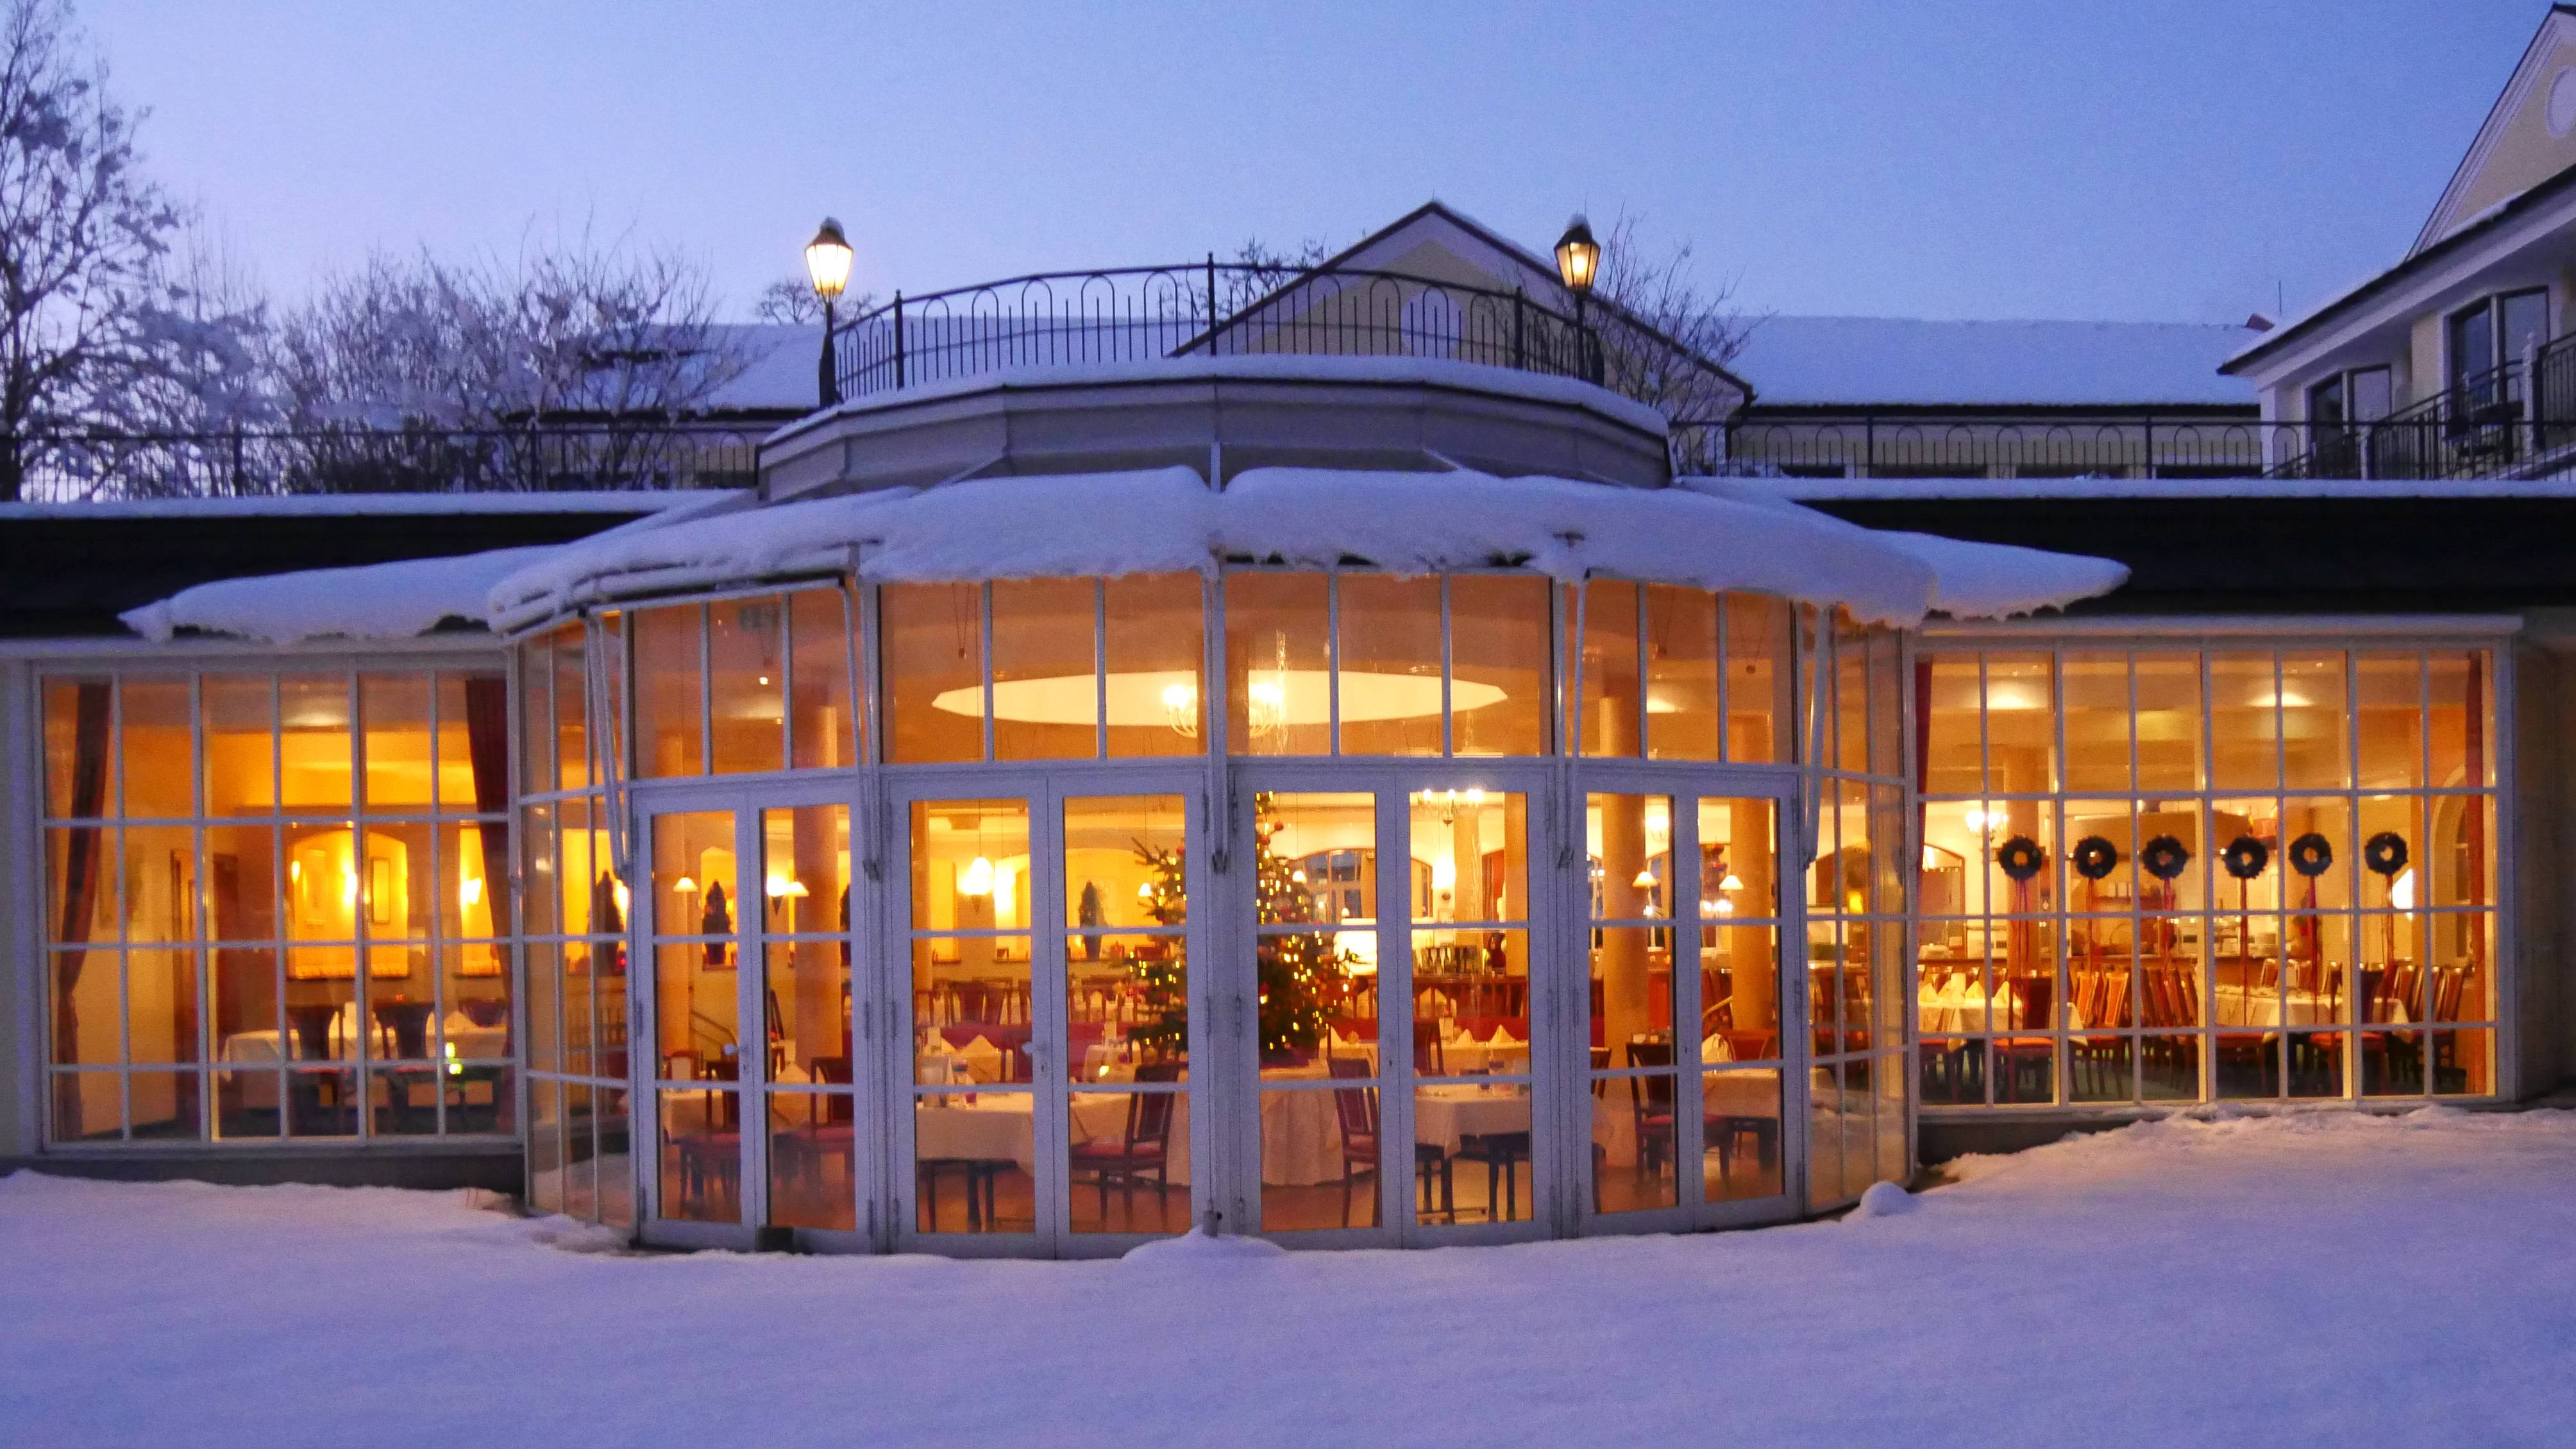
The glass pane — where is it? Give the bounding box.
[762,805,854,1077]
[991,577,1099,761]
[2273,654,2347,790]
[651,811,740,1080]
[1921,657,1981,795]
[44,677,115,820]
[547,629,590,793]
[1103,573,1204,759]
[914,1089,1033,1233]
[914,945,1032,1083]
[1336,573,1443,758]
[769,1092,857,1232]
[127,1070,200,1140]
[635,604,705,779]
[1702,1069,1783,1201]
[1834,622,1868,774]
[440,944,512,1062]
[709,595,787,775]
[2429,652,2494,790]
[2357,654,2425,789]
[881,582,985,764]
[1416,1082,1530,1224]
[659,1088,741,1223]
[2432,1030,2493,1096]
[279,674,353,812]
[1983,654,2053,794]
[359,674,434,811]
[909,799,1031,934]
[1643,585,1719,761]
[1567,580,1640,758]
[2062,654,2130,793]
[1256,793,1377,1076]
[202,675,274,817]
[1065,797,1191,1080]
[121,824,196,943]
[1224,573,1329,756]
[125,948,199,1065]
[2208,654,2280,792]
[1448,575,1547,757]
[1067,1086,1187,1235]
[211,945,280,1083]
[1722,593,1794,765]
[1261,1084,1372,1232]
[788,588,857,770]
[2133,653,2202,792]
[518,641,554,798]
[118,678,192,820]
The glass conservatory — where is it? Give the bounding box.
[512,559,1914,1253]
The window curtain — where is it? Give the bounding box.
[52,681,111,1119]
[462,675,512,922]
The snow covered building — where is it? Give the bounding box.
[1,45,2572,1254]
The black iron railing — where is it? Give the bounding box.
[828,260,1611,401]
[1,422,768,504]
[1699,414,2273,480]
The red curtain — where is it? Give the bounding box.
[52,681,111,1117]
[462,674,512,922]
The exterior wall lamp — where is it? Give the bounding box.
[1554,214,1604,384]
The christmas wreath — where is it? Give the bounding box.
[2221,834,2270,881]
[2287,831,2334,879]
[1995,834,2046,883]
[2363,831,2410,878]
[2140,833,2192,882]
[2070,835,2121,881]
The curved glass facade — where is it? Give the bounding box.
[515,569,1910,1250]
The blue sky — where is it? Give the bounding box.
[86,0,2549,324]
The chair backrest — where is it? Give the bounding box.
[1625,1038,1675,1071]
[1130,1062,1183,1144]
[1327,1056,1375,1142]
[1412,1018,1445,1076]
[2432,965,2467,1023]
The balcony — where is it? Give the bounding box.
[825,261,1609,401]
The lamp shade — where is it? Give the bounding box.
[1554,214,1601,295]
[805,217,854,300]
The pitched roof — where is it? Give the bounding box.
[1735,316,2259,409]
[2414,4,2576,256]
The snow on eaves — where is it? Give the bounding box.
[488,466,2126,632]
[120,547,559,645]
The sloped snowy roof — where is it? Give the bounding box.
[119,547,557,645]
[1735,316,2259,408]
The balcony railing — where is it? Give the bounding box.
[827,261,1609,401]
[1,422,769,504]
[1698,415,2273,480]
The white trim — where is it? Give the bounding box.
[2414,11,2576,257]
[1919,614,2522,640]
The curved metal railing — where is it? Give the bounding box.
[827,260,1604,401]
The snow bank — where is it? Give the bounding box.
[1847,1180,1915,1219]
[119,547,560,645]
[9,1110,2575,1448]
[1120,1227,1290,1265]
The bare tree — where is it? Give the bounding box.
[1581,211,1758,472]
[0,0,187,500]
[270,221,743,490]
[754,275,821,326]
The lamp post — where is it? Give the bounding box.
[1554,214,1602,386]
[805,217,855,409]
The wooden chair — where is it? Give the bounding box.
[1068,1063,1182,1230]
[1624,1040,1677,1180]
[1329,1057,1381,1228]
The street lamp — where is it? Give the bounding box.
[1553,214,1603,384]
[805,216,854,409]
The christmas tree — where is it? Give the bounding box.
[1249,792,1348,1061]
[1124,792,1349,1063]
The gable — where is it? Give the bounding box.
[1320,201,1565,295]
[2415,6,2576,254]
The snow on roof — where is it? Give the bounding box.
[1736,316,2259,408]
[119,547,556,645]
[487,466,2125,632]
[695,323,823,413]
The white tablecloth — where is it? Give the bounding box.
[914,1092,1190,1182]
[1411,1083,1529,1155]
[2214,987,2357,1028]
[1917,983,2019,1034]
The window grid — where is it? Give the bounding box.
[39,664,514,1148]
[1917,644,2500,1110]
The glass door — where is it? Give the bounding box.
[636,786,857,1249]
[891,774,1205,1257]
[1233,769,1556,1246]
[1580,776,1797,1233]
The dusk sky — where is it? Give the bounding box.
[83,1,2548,325]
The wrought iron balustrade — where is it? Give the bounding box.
[1,422,769,504]
[827,260,1612,401]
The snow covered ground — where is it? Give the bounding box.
[5,1108,2572,1448]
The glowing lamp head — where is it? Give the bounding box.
[957,856,996,897]
[1554,214,1601,296]
[804,217,854,300]
[1631,869,1658,891]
